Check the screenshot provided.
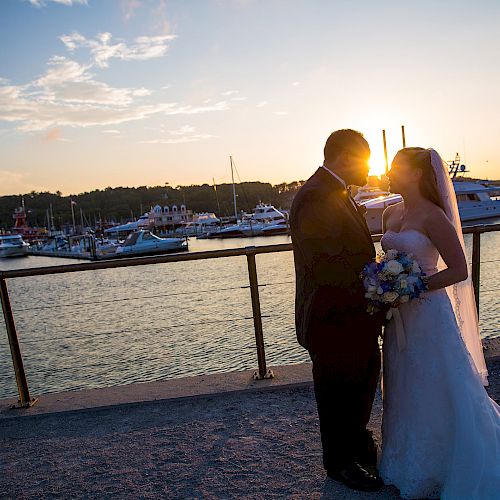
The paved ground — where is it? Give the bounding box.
[1,352,499,499]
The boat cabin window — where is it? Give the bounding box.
[142,232,153,240]
[124,232,140,246]
[456,194,479,202]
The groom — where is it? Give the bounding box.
[290,129,383,492]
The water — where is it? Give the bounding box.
[0,227,498,399]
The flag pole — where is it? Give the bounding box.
[70,199,76,234]
[382,129,389,174]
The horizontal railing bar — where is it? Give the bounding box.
[0,243,294,279]
[1,223,498,280]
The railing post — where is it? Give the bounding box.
[245,248,274,380]
[0,277,37,408]
[472,231,481,315]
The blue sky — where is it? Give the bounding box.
[1,0,499,195]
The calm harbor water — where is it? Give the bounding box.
[0,227,499,399]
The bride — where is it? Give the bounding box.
[379,147,500,499]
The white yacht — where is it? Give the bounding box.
[176,212,220,236]
[361,182,500,234]
[250,203,286,223]
[104,213,152,236]
[0,234,29,258]
[354,185,392,203]
[454,181,500,221]
[114,230,187,257]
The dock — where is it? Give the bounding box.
[1,339,499,499]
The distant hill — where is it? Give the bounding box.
[1,176,497,230]
[0,181,304,229]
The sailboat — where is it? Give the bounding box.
[206,157,266,238]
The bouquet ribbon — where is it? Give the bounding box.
[389,307,406,352]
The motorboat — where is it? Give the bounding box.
[454,181,500,221]
[250,203,286,223]
[176,212,220,237]
[354,185,392,203]
[114,230,187,257]
[261,220,290,235]
[104,213,152,237]
[0,234,29,258]
[361,194,403,234]
[361,181,500,234]
[205,221,266,238]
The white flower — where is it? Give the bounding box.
[377,286,384,295]
[385,249,398,260]
[382,291,399,303]
[399,279,408,289]
[412,261,421,273]
[367,285,377,293]
[385,260,404,275]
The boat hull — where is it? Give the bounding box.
[0,246,29,258]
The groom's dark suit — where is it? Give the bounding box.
[290,167,382,471]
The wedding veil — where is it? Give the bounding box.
[429,149,489,386]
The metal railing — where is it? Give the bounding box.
[1,223,499,408]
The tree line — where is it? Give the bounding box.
[0,181,304,229]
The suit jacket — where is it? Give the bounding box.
[290,167,378,352]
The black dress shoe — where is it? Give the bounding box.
[327,461,383,492]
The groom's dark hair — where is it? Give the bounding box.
[324,129,368,162]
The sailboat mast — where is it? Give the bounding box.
[230,155,238,221]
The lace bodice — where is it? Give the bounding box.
[381,230,439,276]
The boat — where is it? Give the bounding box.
[249,203,287,223]
[114,230,187,257]
[354,185,392,203]
[362,181,500,234]
[11,200,48,242]
[261,220,290,235]
[103,213,152,237]
[205,221,265,239]
[0,234,29,258]
[175,212,220,237]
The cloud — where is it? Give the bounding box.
[0,73,230,132]
[273,111,289,115]
[152,0,170,36]
[103,129,121,134]
[122,0,141,22]
[141,125,214,144]
[28,0,87,7]
[0,30,230,132]
[292,81,301,87]
[60,31,177,68]
[256,100,268,108]
[221,90,239,96]
[42,127,70,142]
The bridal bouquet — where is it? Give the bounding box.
[361,249,428,317]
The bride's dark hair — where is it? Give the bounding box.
[397,147,446,212]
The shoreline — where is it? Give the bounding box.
[2,337,499,419]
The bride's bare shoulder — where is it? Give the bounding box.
[422,202,452,229]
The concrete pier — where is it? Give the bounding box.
[1,338,499,499]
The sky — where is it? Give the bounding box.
[0,0,499,196]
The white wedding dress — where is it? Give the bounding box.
[379,229,500,499]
